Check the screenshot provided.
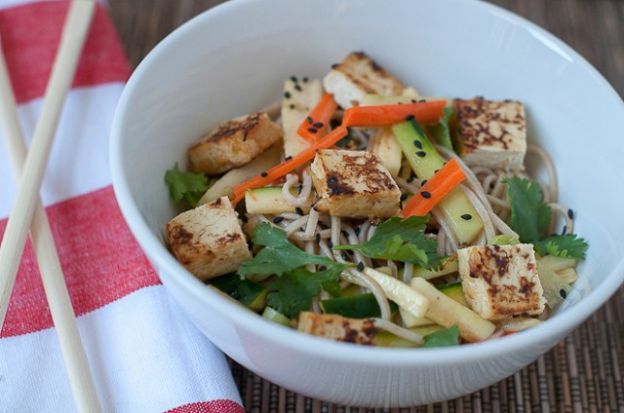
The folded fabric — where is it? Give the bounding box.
[0,1,243,411]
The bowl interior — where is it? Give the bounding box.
[113,0,624,330]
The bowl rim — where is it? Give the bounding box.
[110,0,624,365]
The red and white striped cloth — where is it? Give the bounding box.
[0,1,243,411]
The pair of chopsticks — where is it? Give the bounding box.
[0,2,101,412]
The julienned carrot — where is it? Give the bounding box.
[402,159,465,217]
[342,100,446,127]
[297,93,338,142]
[231,126,349,204]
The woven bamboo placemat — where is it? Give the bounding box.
[109,0,624,410]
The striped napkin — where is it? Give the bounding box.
[0,1,243,412]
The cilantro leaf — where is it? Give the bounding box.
[266,266,346,318]
[504,177,551,243]
[211,273,266,309]
[428,107,455,152]
[423,325,460,348]
[238,223,344,277]
[164,163,209,207]
[534,234,588,260]
[334,216,443,269]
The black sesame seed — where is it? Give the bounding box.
[331,63,339,69]
[561,225,567,235]
[567,209,574,220]
[295,207,304,215]
[559,289,567,299]
[313,121,324,128]
[356,262,365,271]
[247,241,253,250]
[421,191,432,199]
[315,233,321,243]
[434,169,440,174]
[260,171,268,177]
[354,227,360,235]
[307,127,318,134]
[413,140,423,149]
[285,155,293,161]
[289,104,295,109]
[302,77,309,83]
[241,215,249,223]
[410,99,417,103]
[284,91,291,99]
[461,214,473,221]
[400,193,408,201]
[341,253,349,260]
[405,114,415,121]
[327,239,334,248]
[273,216,284,224]
[290,75,298,83]
[294,84,302,92]
[421,179,428,186]
[306,116,313,124]
[416,151,427,158]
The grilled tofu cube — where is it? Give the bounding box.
[189,112,282,175]
[281,77,323,157]
[323,51,403,109]
[166,197,251,280]
[310,149,401,218]
[458,244,546,321]
[454,98,527,169]
[298,312,376,345]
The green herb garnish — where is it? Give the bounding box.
[504,177,551,243]
[534,234,588,260]
[238,223,346,277]
[334,216,443,269]
[211,273,267,310]
[266,266,345,318]
[164,163,209,207]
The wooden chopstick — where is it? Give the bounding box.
[0,2,101,412]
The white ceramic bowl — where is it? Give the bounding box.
[110,0,624,406]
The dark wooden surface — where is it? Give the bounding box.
[108,0,624,95]
[107,1,624,411]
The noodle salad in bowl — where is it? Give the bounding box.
[162,51,588,349]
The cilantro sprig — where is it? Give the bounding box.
[504,177,588,260]
[334,216,444,269]
[534,234,588,260]
[164,163,209,207]
[504,177,551,243]
[237,223,347,318]
[238,223,346,277]
[266,266,344,318]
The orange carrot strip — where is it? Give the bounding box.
[231,126,349,204]
[297,93,338,142]
[402,159,466,217]
[342,100,446,127]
